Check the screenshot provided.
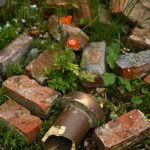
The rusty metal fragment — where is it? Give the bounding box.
[42,91,103,149]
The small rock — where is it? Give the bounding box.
[30,27,40,36]
[80,42,106,87]
[116,49,150,79]
[3,75,60,118]
[0,100,41,144]
[94,109,150,149]
[126,27,150,51]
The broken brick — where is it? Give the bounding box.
[3,75,60,118]
[0,33,32,78]
[116,49,150,79]
[144,73,150,87]
[25,50,62,84]
[126,27,150,51]
[94,109,150,150]
[0,100,41,144]
[110,0,150,28]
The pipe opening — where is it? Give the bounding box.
[44,135,72,150]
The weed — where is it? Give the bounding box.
[0,86,9,105]
[0,22,20,50]
[0,127,26,150]
[106,40,120,69]
[45,48,94,93]
[7,60,24,77]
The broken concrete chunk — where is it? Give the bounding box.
[48,15,89,51]
[126,27,150,51]
[144,73,150,87]
[0,33,32,78]
[0,100,41,144]
[81,42,106,75]
[25,50,62,84]
[80,42,106,87]
[3,75,60,118]
[116,49,150,79]
[94,109,150,150]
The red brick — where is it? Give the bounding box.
[3,75,60,118]
[116,50,150,79]
[144,73,150,87]
[0,33,32,77]
[24,50,62,84]
[94,109,150,149]
[0,100,41,144]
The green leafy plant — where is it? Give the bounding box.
[106,40,120,69]
[0,86,9,105]
[102,73,132,92]
[0,127,26,150]
[45,48,94,93]
[7,60,24,77]
[0,22,20,50]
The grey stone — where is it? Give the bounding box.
[116,49,150,79]
[80,42,107,76]
[116,50,150,68]
[0,33,32,77]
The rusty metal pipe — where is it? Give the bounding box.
[42,91,103,149]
